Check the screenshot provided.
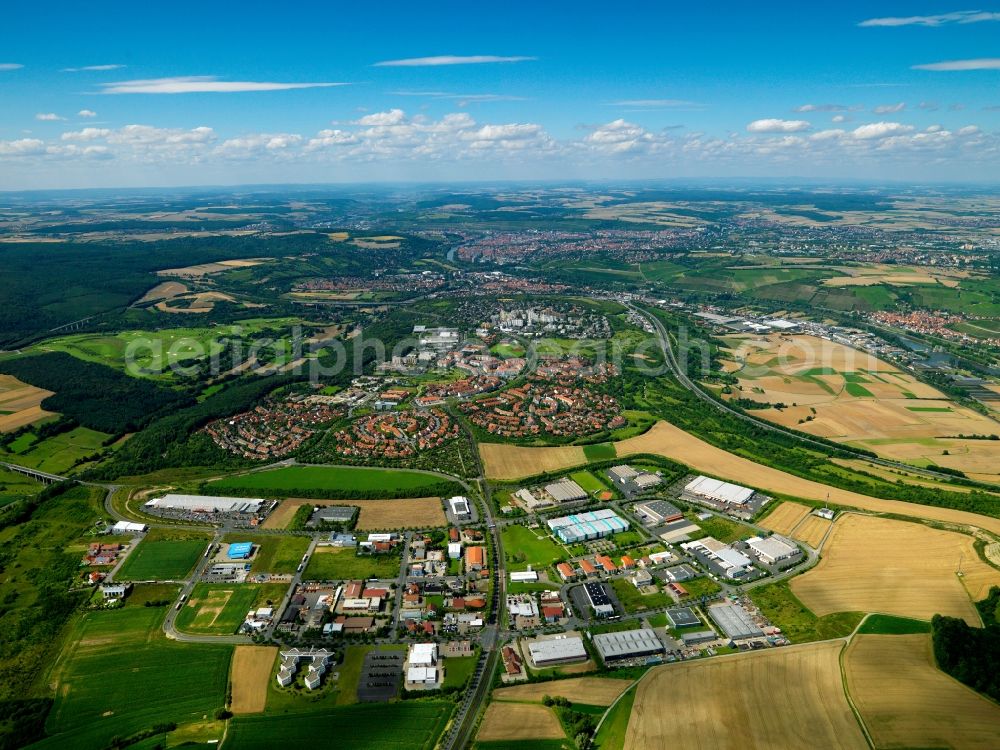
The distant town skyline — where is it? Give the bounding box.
[2,1,1000,188]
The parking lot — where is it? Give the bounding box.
[357,648,403,702]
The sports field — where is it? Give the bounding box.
[492,677,632,706]
[264,497,445,530]
[477,702,565,742]
[480,442,587,480]
[231,646,279,714]
[569,469,607,494]
[718,333,1000,481]
[175,583,286,635]
[845,634,1000,750]
[212,465,451,495]
[116,534,210,581]
[40,606,231,749]
[226,702,453,750]
[790,514,1000,625]
[304,546,400,580]
[623,641,867,750]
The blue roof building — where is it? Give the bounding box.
[227,542,254,559]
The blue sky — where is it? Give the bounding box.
[1,1,999,188]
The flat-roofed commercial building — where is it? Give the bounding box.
[708,602,764,640]
[145,494,264,514]
[526,636,588,666]
[635,500,683,525]
[683,476,755,508]
[547,509,629,544]
[746,535,798,565]
[593,628,664,662]
[544,478,588,504]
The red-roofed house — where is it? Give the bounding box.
[579,559,597,576]
[595,554,617,573]
[556,562,575,581]
[465,546,485,572]
[620,555,636,570]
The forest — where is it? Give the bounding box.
[931,587,1000,702]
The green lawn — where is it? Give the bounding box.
[569,470,608,494]
[227,702,453,750]
[175,583,287,635]
[679,576,722,600]
[303,546,400,581]
[3,426,110,474]
[443,654,478,689]
[610,578,673,612]
[583,443,617,461]
[750,581,863,642]
[124,583,182,607]
[221,533,310,574]
[857,613,931,635]
[592,684,637,750]
[905,406,953,413]
[844,382,874,398]
[687,513,754,544]
[116,535,210,581]
[502,524,565,571]
[37,607,231,749]
[210,465,454,496]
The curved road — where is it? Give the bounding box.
[627,301,1000,491]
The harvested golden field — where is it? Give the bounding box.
[263,497,445,530]
[480,442,586,481]
[477,702,565,742]
[624,641,866,750]
[136,280,188,303]
[760,501,811,535]
[230,646,278,714]
[156,258,268,277]
[718,333,1000,480]
[0,374,55,432]
[616,420,1000,537]
[791,514,1000,624]
[845,634,1000,750]
[156,291,237,314]
[791,515,833,548]
[493,677,632,706]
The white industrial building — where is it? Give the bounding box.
[510,570,539,583]
[111,521,147,534]
[708,602,764,640]
[682,476,755,508]
[145,494,264,514]
[447,542,462,559]
[593,628,665,663]
[681,537,754,579]
[526,636,588,666]
[547,509,629,544]
[746,535,798,565]
[448,496,471,517]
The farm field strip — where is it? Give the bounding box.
[492,677,632,706]
[790,515,832,548]
[479,442,587,480]
[477,702,565,742]
[622,640,867,750]
[845,634,1000,750]
[790,514,1000,625]
[759,501,811,535]
[230,646,278,714]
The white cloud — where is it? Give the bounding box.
[35,113,65,121]
[0,63,23,71]
[851,122,914,139]
[794,103,848,112]
[832,114,847,123]
[389,90,526,103]
[0,138,45,155]
[61,127,113,141]
[860,11,1000,27]
[913,58,1000,71]
[873,102,906,114]
[217,133,302,157]
[77,109,98,118]
[354,109,407,126]
[810,129,846,141]
[62,64,125,72]
[746,118,811,133]
[97,76,349,94]
[583,119,657,154]
[374,55,535,67]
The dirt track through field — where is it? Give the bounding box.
[493,677,632,706]
[230,646,278,714]
[791,514,1000,624]
[845,634,1000,749]
[791,515,832,547]
[477,702,565,741]
[623,641,866,750]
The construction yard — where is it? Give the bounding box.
[264,497,446,531]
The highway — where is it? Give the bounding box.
[626,301,1000,490]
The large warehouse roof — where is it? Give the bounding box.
[527,637,587,664]
[593,628,664,661]
[708,603,763,640]
[684,476,755,506]
[145,494,264,513]
[746,535,797,562]
[545,478,587,503]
